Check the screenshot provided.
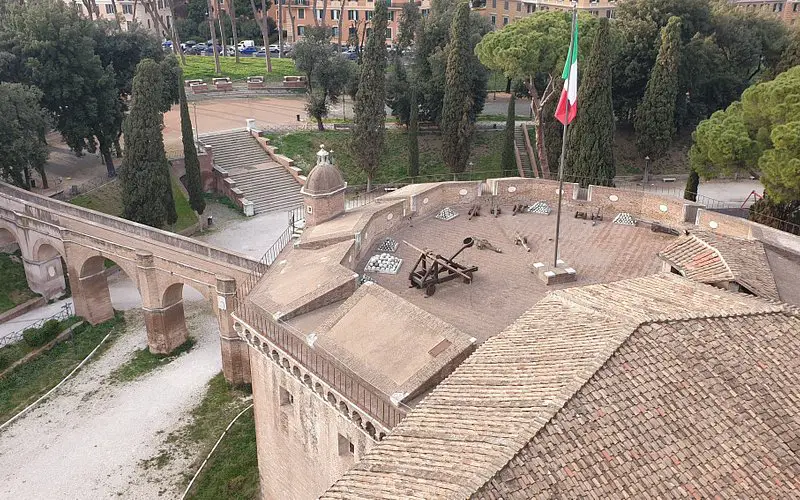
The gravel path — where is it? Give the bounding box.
[0,276,221,499]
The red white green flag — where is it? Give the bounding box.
[554,18,579,125]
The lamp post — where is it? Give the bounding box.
[644,155,650,185]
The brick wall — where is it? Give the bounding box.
[250,347,376,500]
[305,193,346,227]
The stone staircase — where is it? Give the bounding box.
[514,125,535,178]
[199,130,303,214]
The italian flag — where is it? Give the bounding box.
[554,18,579,126]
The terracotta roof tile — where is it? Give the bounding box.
[659,231,780,300]
[321,274,791,499]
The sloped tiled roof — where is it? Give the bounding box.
[322,274,791,499]
[475,313,800,499]
[659,230,780,300]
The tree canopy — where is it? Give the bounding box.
[351,0,388,190]
[440,1,474,174]
[634,16,682,159]
[0,83,49,188]
[690,66,800,204]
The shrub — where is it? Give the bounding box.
[23,319,62,348]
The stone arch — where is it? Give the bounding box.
[314,382,324,395]
[352,411,362,426]
[327,391,337,406]
[153,281,211,355]
[292,366,302,379]
[0,224,21,253]
[303,374,313,387]
[75,254,141,326]
[281,358,290,370]
[338,401,349,416]
[364,421,376,439]
[27,241,68,300]
[378,432,386,441]
[271,350,280,363]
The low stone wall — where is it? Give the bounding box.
[249,129,306,187]
[0,296,46,325]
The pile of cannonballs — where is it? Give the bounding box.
[377,238,398,253]
[359,274,376,285]
[613,212,636,226]
[436,207,459,221]
[365,253,403,274]
[527,201,552,215]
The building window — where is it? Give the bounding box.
[606,9,611,17]
[280,386,294,406]
[105,4,114,13]
[490,14,496,25]
[503,0,508,9]
[166,15,170,28]
[385,27,391,39]
[774,2,783,11]
[366,10,374,20]
[147,19,151,29]
[297,25,305,35]
[421,8,429,17]
[338,434,355,456]
[316,8,324,19]
[491,0,496,7]
[157,0,163,8]
[503,16,508,25]
[348,9,358,20]
[298,8,305,18]
[387,11,394,20]
[794,2,798,11]
[331,9,339,20]
[332,26,339,36]
[516,1,520,11]
[122,3,133,14]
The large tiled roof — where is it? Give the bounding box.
[475,313,800,499]
[659,230,780,300]
[322,273,792,499]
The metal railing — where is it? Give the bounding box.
[0,302,74,349]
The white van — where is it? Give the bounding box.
[238,40,255,49]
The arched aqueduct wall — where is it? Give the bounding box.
[0,183,256,385]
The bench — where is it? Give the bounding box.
[332,123,352,130]
[190,82,209,94]
[662,177,676,183]
[282,75,307,88]
[212,77,233,91]
[184,79,203,87]
[247,76,265,89]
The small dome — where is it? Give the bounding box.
[303,146,346,195]
[304,163,345,195]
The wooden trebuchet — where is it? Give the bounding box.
[468,203,481,220]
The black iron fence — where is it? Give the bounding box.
[0,302,74,349]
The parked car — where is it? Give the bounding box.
[225,46,237,56]
[186,45,205,55]
[255,48,268,57]
[269,44,280,53]
[239,46,258,55]
[203,45,223,55]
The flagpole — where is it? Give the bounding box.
[554,5,577,268]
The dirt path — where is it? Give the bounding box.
[0,290,220,499]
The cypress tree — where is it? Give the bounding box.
[635,16,682,160]
[565,18,615,187]
[501,90,516,176]
[408,86,420,178]
[684,168,699,201]
[179,80,206,215]
[351,0,389,192]
[120,59,174,228]
[441,1,474,174]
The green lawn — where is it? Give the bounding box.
[71,177,199,234]
[181,55,297,83]
[0,252,38,314]
[266,129,506,187]
[0,314,124,424]
[110,337,195,383]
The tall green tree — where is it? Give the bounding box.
[684,169,699,201]
[179,80,206,215]
[501,91,516,176]
[408,0,489,126]
[385,53,411,125]
[120,59,174,228]
[440,1,474,174]
[690,66,800,224]
[408,85,420,178]
[0,83,49,189]
[0,1,122,181]
[634,16,681,160]
[397,0,420,52]
[351,0,388,190]
[476,11,597,176]
[565,18,614,187]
